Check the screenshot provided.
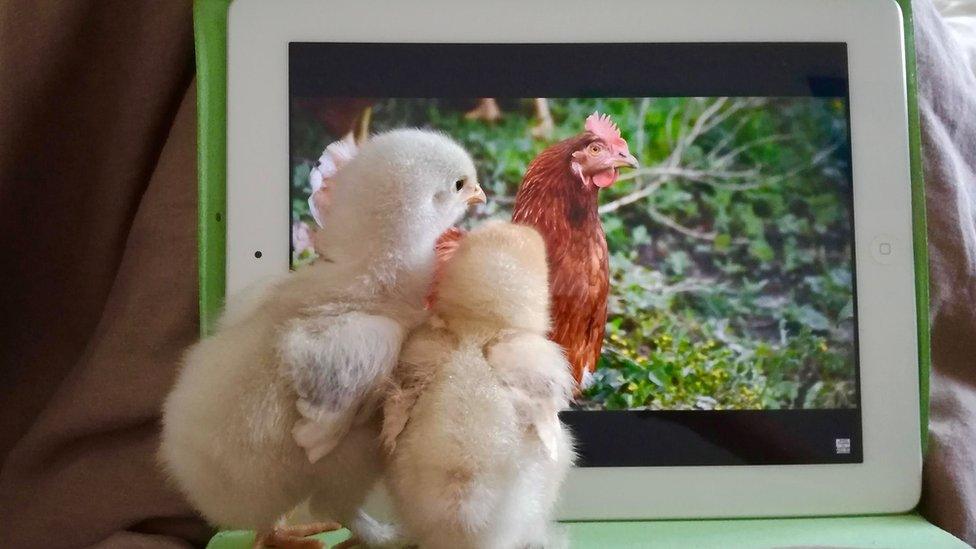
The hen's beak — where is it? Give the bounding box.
[466,185,487,206]
[613,152,640,169]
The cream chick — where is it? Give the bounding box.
[160,129,484,548]
[382,221,576,549]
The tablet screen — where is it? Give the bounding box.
[288,43,860,466]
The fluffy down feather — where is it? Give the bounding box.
[382,221,575,549]
[160,129,482,544]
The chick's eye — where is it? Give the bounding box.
[455,179,465,192]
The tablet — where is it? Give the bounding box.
[224,0,923,519]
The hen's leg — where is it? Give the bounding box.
[530,98,554,139]
[465,98,503,122]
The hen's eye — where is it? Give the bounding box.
[455,179,465,192]
[589,144,602,154]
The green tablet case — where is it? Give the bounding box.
[195,0,228,338]
[207,514,966,549]
[193,0,946,545]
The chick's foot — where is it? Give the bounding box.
[253,522,342,549]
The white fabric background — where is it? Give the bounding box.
[934,0,976,78]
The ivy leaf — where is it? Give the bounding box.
[714,233,732,252]
[838,299,854,321]
[794,305,831,332]
[749,240,775,262]
[646,370,665,388]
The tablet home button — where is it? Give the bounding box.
[870,235,896,265]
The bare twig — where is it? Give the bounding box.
[711,134,795,169]
[601,98,739,214]
[706,114,756,163]
[645,205,720,241]
[697,97,766,137]
[598,177,668,214]
[681,97,728,151]
[601,166,762,215]
[616,166,759,182]
[762,142,841,186]
[661,278,729,294]
[599,97,841,250]
[663,104,681,149]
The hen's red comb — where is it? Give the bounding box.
[585,112,627,148]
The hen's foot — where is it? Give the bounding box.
[253,522,342,549]
[530,117,555,140]
[530,98,554,140]
[465,98,503,122]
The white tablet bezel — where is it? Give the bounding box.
[226,0,921,519]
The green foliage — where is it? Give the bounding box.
[289,96,857,410]
[586,330,763,411]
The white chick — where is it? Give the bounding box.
[382,221,576,549]
[160,129,486,548]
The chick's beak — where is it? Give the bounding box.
[466,184,487,206]
[613,152,640,169]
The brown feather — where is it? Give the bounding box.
[512,133,610,387]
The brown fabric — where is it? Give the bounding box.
[915,0,976,544]
[0,1,209,547]
[0,1,973,548]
